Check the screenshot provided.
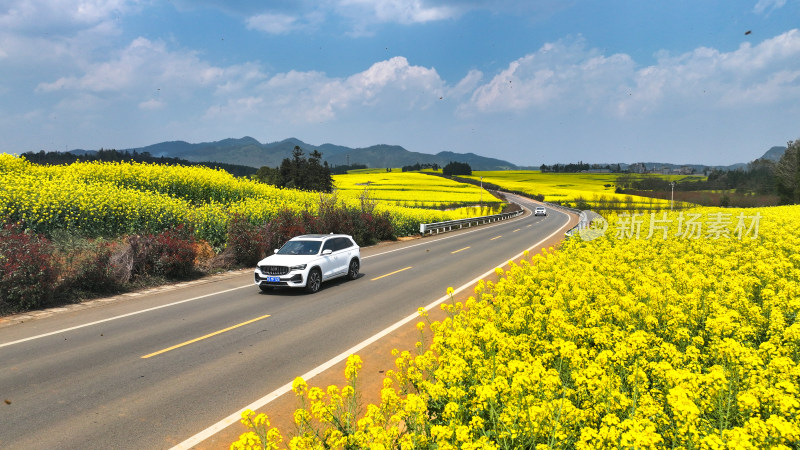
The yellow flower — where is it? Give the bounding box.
[292,377,308,396]
[345,354,362,381]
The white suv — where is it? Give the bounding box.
[534,206,547,216]
[254,234,360,293]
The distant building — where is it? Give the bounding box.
[629,163,647,174]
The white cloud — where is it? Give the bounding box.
[229,56,446,123]
[329,56,444,113]
[463,30,800,118]
[448,69,483,100]
[338,0,460,24]
[246,13,300,34]
[619,29,800,114]
[36,37,231,93]
[0,1,130,77]
[203,96,264,122]
[332,0,567,28]
[466,37,636,114]
[234,0,564,37]
[139,98,165,110]
[753,0,787,14]
[0,0,135,33]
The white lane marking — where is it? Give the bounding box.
[0,285,252,349]
[0,199,541,348]
[172,208,575,449]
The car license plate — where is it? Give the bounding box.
[266,276,280,282]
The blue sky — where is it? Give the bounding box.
[1,0,798,166]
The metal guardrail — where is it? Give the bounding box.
[419,209,524,235]
[536,201,584,238]
[564,210,604,239]
[545,202,582,215]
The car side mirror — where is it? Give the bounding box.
[273,249,279,254]
[322,249,333,255]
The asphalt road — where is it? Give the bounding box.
[0,194,574,449]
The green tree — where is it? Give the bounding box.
[274,146,334,192]
[254,166,279,185]
[776,139,800,204]
[442,161,472,176]
[305,149,333,192]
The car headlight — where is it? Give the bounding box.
[289,264,307,271]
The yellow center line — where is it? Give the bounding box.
[451,246,470,254]
[141,314,271,359]
[490,235,502,240]
[371,266,412,281]
[513,228,521,232]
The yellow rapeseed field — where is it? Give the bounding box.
[334,171,503,210]
[0,155,504,243]
[466,171,676,210]
[235,205,800,449]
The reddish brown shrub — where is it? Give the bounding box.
[0,222,58,313]
[153,227,197,279]
[110,226,198,282]
[63,242,121,294]
[223,214,271,266]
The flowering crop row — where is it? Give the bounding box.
[235,205,799,449]
[334,172,504,209]
[0,155,494,244]
[1,155,318,206]
[466,171,673,210]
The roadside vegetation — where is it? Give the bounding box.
[5,150,798,449]
[234,204,800,449]
[459,171,681,214]
[0,154,506,314]
[616,140,800,208]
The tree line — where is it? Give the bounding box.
[19,149,257,177]
[442,161,472,176]
[615,139,800,206]
[254,146,334,192]
[540,162,623,173]
[402,162,440,172]
[330,163,368,175]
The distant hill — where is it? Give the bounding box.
[114,137,519,171]
[759,146,787,162]
[621,145,789,174]
[52,138,787,173]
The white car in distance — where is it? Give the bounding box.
[534,206,547,216]
[254,234,360,293]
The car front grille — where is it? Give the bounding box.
[259,265,289,276]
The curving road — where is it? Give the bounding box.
[0,194,574,449]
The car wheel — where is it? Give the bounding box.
[347,259,359,280]
[305,269,322,293]
[259,285,272,293]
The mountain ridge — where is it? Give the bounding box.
[119,137,520,171]
[59,137,787,172]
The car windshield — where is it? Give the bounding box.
[277,240,321,255]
